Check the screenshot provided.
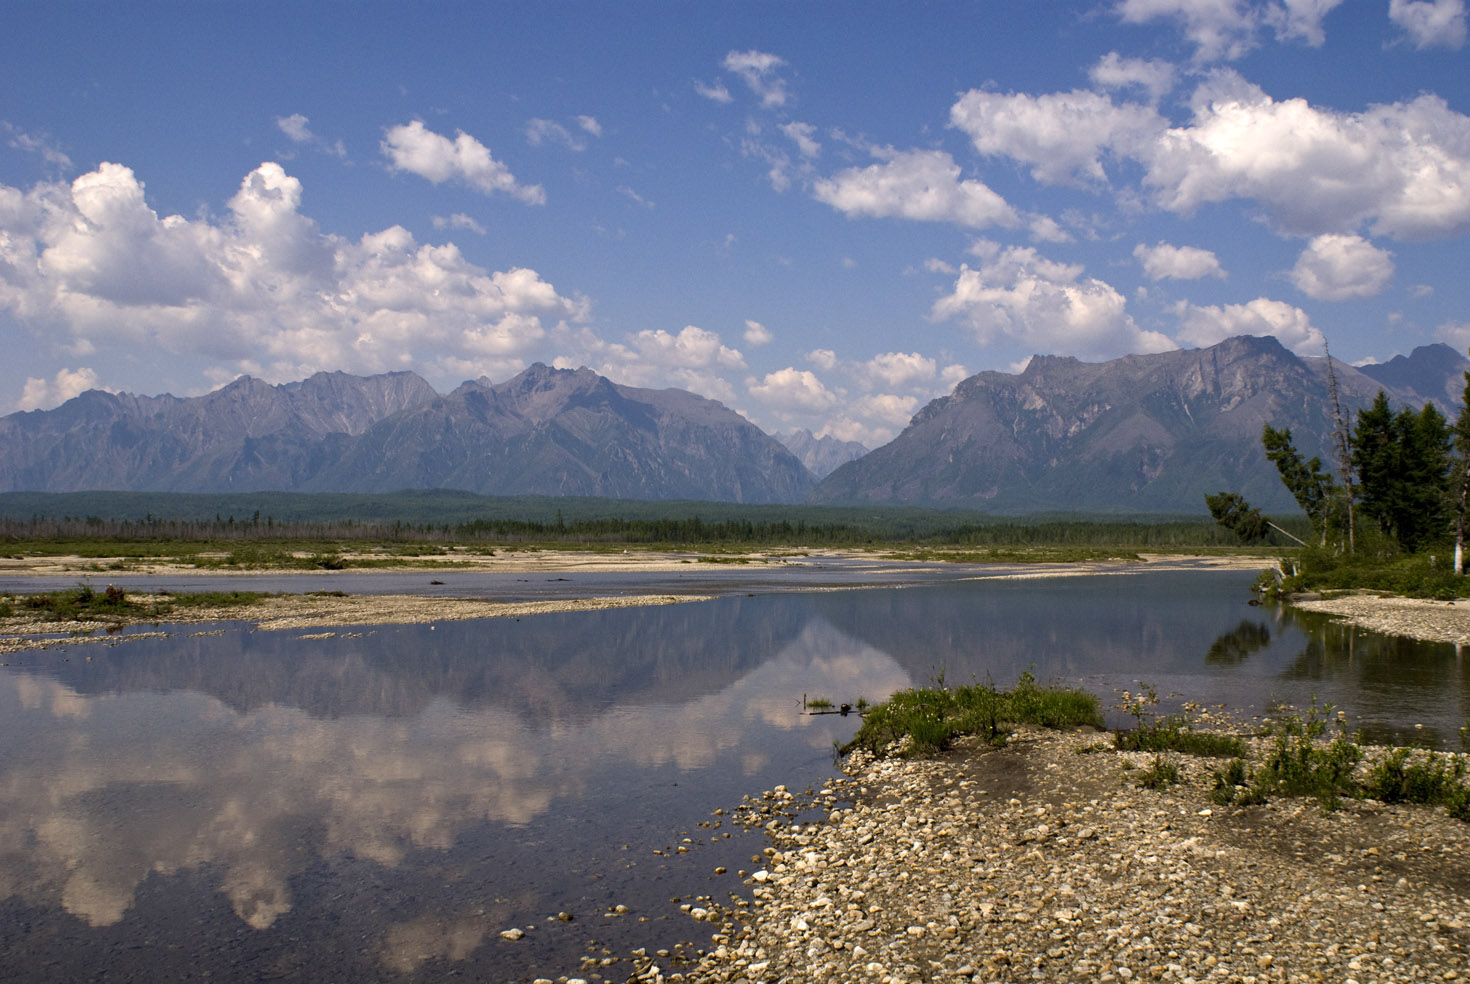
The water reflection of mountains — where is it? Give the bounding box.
[31,596,807,720]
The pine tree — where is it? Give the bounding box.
[1451,368,1470,573]
[1351,391,1451,553]
[1262,424,1338,546]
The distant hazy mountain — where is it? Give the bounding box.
[778,429,869,479]
[0,364,814,503]
[1357,342,1469,410]
[0,371,438,493]
[306,364,814,502]
[809,335,1462,514]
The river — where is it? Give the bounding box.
[1,567,1467,981]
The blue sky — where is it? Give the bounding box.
[2,1,1467,447]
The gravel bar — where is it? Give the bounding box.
[634,727,1470,984]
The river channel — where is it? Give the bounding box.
[2,566,1468,982]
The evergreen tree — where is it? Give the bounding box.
[1351,391,1451,552]
[1262,424,1338,545]
[1204,492,1269,543]
[1453,368,1470,573]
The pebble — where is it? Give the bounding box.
[656,726,1470,984]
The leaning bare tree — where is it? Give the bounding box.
[1322,337,1355,553]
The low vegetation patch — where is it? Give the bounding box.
[1265,544,1470,601]
[1206,702,1470,820]
[842,673,1103,758]
[1115,687,1249,758]
[1,584,278,624]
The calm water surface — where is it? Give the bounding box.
[2,568,1468,982]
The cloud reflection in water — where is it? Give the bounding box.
[0,613,909,940]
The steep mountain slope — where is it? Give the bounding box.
[809,335,1425,514]
[309,364,813,502]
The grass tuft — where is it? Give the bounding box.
[842,672,1102,758]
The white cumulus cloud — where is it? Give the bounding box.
[856,352,938,389]
[746,367,839,412]
[743,320,773,346]
[0,162,585,390]
[1089,52,1178,103]
[627,325,745,370]
[930,245,1174,360]
[381,121,545,204]
[1133,241,1225,280]
[1143,73,1470,239]
[950,88,1163,186]
[1389,0,1467,49]
[1113,0,1342,61]
[1288,234,1394,300]
[1173,296,1323,354]
[811,148,1018,229]
[16,367,104,411]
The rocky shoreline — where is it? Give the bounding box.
[646,726,1470,984]
[616,592,1470,984]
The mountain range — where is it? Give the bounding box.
[3,336,1465,514]
[813,335,1467,513]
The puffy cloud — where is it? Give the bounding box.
[1112,0,1341,60]
[0,162,586,387]
[1265,0,1345,46]
[746,367,839,412]
[1389,0,1467,49]
[957,72,1470,240]
[722,50,790,108]
[1088,52,1178,103]
[811,148,1018,229]
[851,393,920,428]
[16,367,103,411]
[856,351,937,389]
[950,88,1163,185]
[1436,320,1470,351]
[1028,214,1074,243]
[1288,234,1394,300]
[1143,75,1470,239]
[743,319,773,346]
[1173,296,1323,353]
[381,121,545,204]
[576,115,603,137]
[806,348,838,371]
[275,113,313,143]
[1133,241,1225,280]
[1114,0,1262,62]
[930,244,1175,360]
[627,325,745,370]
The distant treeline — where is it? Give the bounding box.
[0,490,1302,548]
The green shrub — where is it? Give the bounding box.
[1252,703,1362,810]
[1136,755,1181,789]
[1364,748,1467,806]
[842,673,1102,758]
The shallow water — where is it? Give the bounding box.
[1,568,1467,982]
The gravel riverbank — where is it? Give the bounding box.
[620,593,1470,984]
[655,727,1470,984]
